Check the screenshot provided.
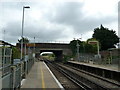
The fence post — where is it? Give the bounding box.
[11,66,16,89]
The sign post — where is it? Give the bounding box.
[88,41,101,58]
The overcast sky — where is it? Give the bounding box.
[0,0,119,44]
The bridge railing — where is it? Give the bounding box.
[29,40,70,44]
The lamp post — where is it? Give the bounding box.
[21,6,30,60]
[96,41,100,56]
[76,38,81,62]
[34,37,35,53]
[76,39,80,62]
[33,37,36,61]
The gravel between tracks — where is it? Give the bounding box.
[57,63,120,89]
[45,61,80,89]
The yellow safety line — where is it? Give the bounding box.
[40,62,46,90]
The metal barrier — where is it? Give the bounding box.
[0,41,35,89]
[2,72,13,89]
[11,65,21,89]
[21,61,25,78]
[2,58,35,89]
[1,65,13,89]
[1,46,13,89]
[26,59,34,74]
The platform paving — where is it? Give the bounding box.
[21,61,62,89]
[68,61,119,72]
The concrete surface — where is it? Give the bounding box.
[69,61,119,72]
[21,61,62,89]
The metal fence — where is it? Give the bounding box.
[78,53,120,65]
[1,44,35,89]
[2,72,13,89]
[1,47,13,89]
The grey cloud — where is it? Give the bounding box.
[72,16,117,33]
[1,1,118,44]
[47,2,117,33]
[1,2,32,10]
[48,2,83,24]
[4,21,67,43]
[24,26,66,40]
[5,22,21,36]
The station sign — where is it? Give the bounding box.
[26,43,35,47]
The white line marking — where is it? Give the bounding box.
[43,62,64,90]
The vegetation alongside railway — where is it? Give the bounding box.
[69,25,119,64]
[41,53,55,61]
[12,47,21,59]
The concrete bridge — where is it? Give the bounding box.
[16,43,72,61]
[35,43,72,61]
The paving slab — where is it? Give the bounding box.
[21,61,62,89]
[68,61,119,72]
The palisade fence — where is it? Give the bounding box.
[0,41,35,90]
[78,51,120,65]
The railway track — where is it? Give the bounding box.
[44,60,81,89]
[45,60,120,90]
[63,63,120,87]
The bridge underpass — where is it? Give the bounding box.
[40,50,63,61]
[33,43,72,61]
[16,43,72,61]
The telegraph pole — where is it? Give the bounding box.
[34,37,35,53]
[76,39,80,62]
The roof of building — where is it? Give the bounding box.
[0,40,14,46]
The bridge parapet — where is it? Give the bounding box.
[35,43,70,48]
[16,43,72,61]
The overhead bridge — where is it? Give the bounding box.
[16,43,72,61]
[35,43,72,61]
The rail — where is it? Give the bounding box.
[45,60,94,90]
[64,64,120,87]
[45,60,120,90]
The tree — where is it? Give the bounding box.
[18,37,29,44]
[12,47,21,59]
[69,39,82,56]
[92,25,119,50]
[69,39,97,56]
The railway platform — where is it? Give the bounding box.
[68,61,119,72]
[21,61,63,89]
[67,61,120,82]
